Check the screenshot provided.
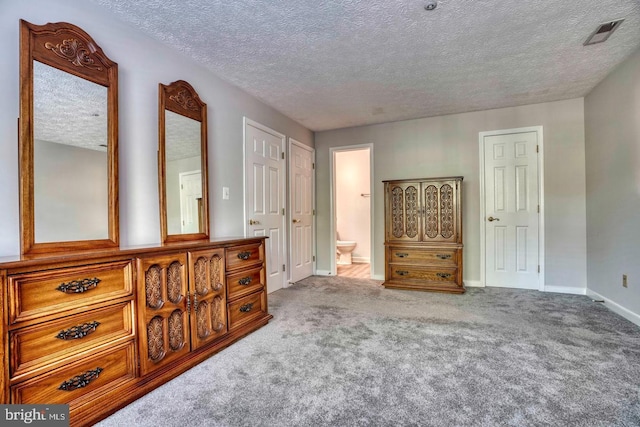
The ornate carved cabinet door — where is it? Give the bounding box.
[385,181,421,242]
[137,253,190,375]
[188,248,227,350]
[421,179,461,244]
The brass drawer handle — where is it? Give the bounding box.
[436,273,452,279]
[436,254,452,260]
[239,303,254,313]
[237,251,251,260]
[56,278,101,294]
[238,277,252,286]
[396,270,409,276]
[58,367,103,391]
[395,252,409,258]
[56,321,100,340]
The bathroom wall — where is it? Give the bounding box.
[335,149,371,262]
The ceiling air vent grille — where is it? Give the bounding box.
[584,19,624,46]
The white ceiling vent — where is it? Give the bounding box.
[584,19,624,45]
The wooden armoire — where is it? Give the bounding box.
[383,177,464,293]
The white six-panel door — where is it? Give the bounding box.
[244,119,286,293]
[483,130,540,289]
[289,139,315,283]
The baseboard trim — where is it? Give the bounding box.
[315,269,333,276]
[543,285,586,295]
[586,289,640,327]
[372,274,384,281]
[464,280,483,288]
[352,256,370,263]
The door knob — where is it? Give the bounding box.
[249,219,260,225]
[487,216,500,222]
[292,219,300,223]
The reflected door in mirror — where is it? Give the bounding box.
[164,110,203,235]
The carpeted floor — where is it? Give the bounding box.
[97,276,640,427]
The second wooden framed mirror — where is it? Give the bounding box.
[158,80,209,243]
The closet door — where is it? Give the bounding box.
[385,181,421,242]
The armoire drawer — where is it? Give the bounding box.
[10,302,134,380]
[388,247,458,266]
[8,260,134,325]
[227,290,267,331]
[226,243,263,271]
[389,266,458,284]
[226,266,265,301]
[10,341,137,405]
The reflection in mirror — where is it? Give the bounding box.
[19,20,119,255]
[33,61,109,242]
[165,111,202,235]
[159,80,209,243]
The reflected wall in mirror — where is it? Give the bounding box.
[19,20,119,255]
[159,80,209,243]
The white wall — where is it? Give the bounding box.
[0,0,313,256]
[585,47,640,319]
[316,98,587,287]
[335,149,370,262]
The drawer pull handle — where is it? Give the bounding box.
[238,277,252,286]
[56,277,101,294]
[239,303,254,313]
[437,273,452,279]
[436,254,452,260]
[56,321,100,340]
[237,251,251,260]
[395,252,409,258]
[58,367,103,391]
[396,270,409,276]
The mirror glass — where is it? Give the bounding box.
[165,111,203,235]
[159,80,209,243]
[33,61,109,242]
[20,20,119,255]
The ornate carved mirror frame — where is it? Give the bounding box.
[19,20,119,256]
[158,80,209,243]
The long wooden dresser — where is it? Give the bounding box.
[0,237,271,426]
[383,177,464,293]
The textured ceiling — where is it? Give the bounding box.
[91,0,640,131]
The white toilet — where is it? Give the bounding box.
[336,233,357,265]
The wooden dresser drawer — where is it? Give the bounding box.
[226,266,265,301]
[8,260,134,325]
[389,247,458,266]
[10,341,136,405]
[227,290,267,331]
[389,265,458,284]
[226,243,263,271]
[10,302,134,380]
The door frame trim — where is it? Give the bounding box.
[479,126,545,291]
[288,137,316,282]
[329,144,374,277]
[242,117,287,291]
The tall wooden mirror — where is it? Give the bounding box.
[19,20,119,256]
[158,80,209,243]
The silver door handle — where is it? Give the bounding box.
[487,216,500,222]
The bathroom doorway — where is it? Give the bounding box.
[330,145,373,279]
